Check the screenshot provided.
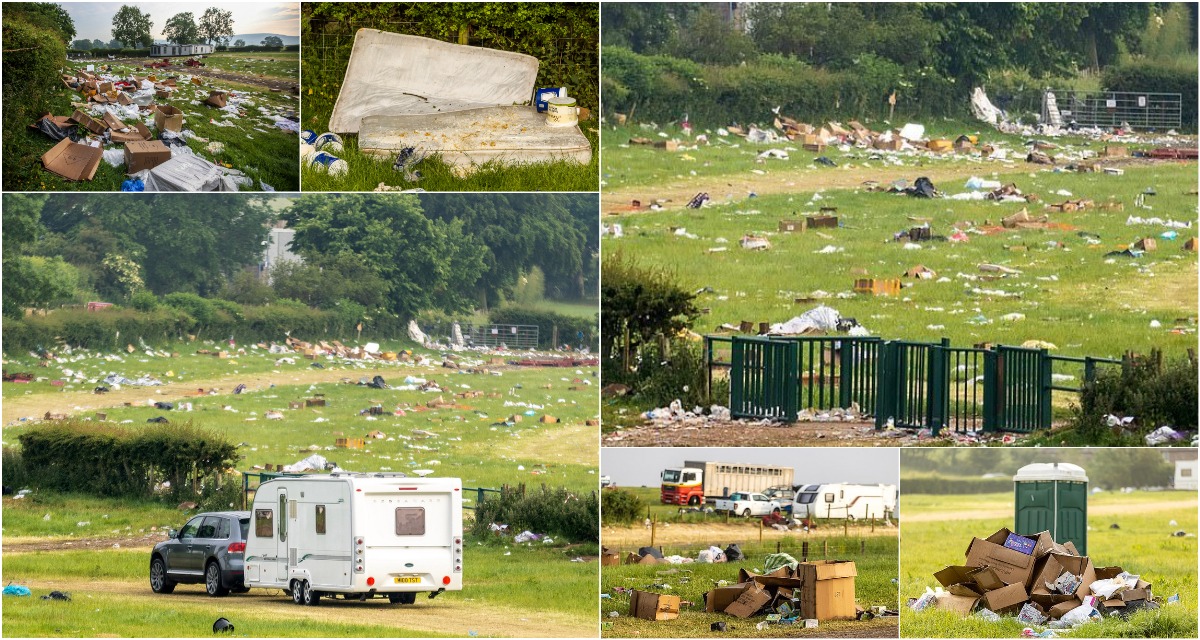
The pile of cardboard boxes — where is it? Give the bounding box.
[924,527,1155,621]
[760,115,980,155]
[625,560,859,624]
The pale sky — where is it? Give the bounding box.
[62,1,299,42]
[602,448,899,488]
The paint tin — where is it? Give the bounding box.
[545,96,578,128]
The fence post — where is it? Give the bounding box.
[705,337,713,403]
[758,519,763,544]
[861,539,866,554]
[823,540,828,558]
[650,515,656,547]
[1039,349,1053,429]
[802,541,809,562]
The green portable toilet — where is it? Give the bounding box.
[1014,462,1088,555]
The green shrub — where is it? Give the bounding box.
[2,446,31,490]
[1103,60,1198,132]
[631,340,715,409]
[162,292,217,325]
[1071,357,1199,441]
[488,306,597,350]
[3,16,68,146]
[129,290,159,312]
[601,488,645,525]
[16,420,239,501]
[469,485,598,544]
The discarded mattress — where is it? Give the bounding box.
[131,155,249,192]
[359,106,591,167]
[768,306,841,335]
[329,30,539,134]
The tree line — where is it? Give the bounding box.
[2,193,598,322]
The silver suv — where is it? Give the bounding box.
[150,511,251,597]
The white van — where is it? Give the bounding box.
[244,472,463,605]
[791,483,897,520]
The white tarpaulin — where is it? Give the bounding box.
[898,123,925,141]
[283,454,329,473]
[970,87,1005,125]
[407,320,428,345]
[328,30,539,134]
[768,305,841,335]
[132,155,250,192]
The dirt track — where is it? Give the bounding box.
[107,56,297,92]
[8,578,595,638]
[602,420,907,448]
[603,521,898,548]
[902,497,1198,523]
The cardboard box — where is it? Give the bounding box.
[798,560,857,621]
[600,547,621,567]
[124,140,171,174]
[629,590,680,621]
[927,139,953,152]
[110,122,153,144]
[41,138,103,181]
[1047,597,1083,620]
[705,584,750,613]
[874,137,904,151]
[70,109,107,135]
[934,593,979,615]
[979,582,1028,614]
[205,90,228,108]
[965,528,1038,586]
[1091,566,1151,606]
[154,104,184,132]
[724,582,773,618]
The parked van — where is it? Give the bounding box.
[244,472,463,605]
[790,483,897,520]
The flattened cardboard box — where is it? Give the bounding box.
[724,582,773,618]
[798,560,857,621]
[71,109,107,135]
[629,590,680,621]
[934,593,979,615]
[1092,566,1151,607]
[41,138,102,181]
[110,122,153,144]
[979,582,1027,614]
[705,583,750,613]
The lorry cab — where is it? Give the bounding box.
[660,467,704,505]
[244,472,463,606]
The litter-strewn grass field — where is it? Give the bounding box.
[1,338,599,637]
[899,491,1198,638]
[4,52,299,191]
[1,544,596,638]
[603,136,1197,358]
[600,536,898,638]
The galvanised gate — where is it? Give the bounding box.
[707,336,1121,434]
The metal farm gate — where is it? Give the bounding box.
[428,323,540,349]
[716,335,1122,434]
[1042,90,1182,130]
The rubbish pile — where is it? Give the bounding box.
[35,62,297,189]
[912,527,1161,628]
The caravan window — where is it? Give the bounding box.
[254,509,273,538]
[315,505,326,535]
[797,492,816,504]
[395,508,425,536]
[824,493,835,503]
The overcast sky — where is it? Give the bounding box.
[602,448,899,487]
[63,2,299,42]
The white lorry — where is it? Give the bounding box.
[713,492,783,517]
[244,472,464,605]
[790,483,897,520]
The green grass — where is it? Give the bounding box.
[1,493,184,541]
[300,126,599,192]
[529,299,599,320]
[603,161,1197,359]
[899,491,1198,638]
[4,58,299,191]
[202,51,299,81]
[1,543,595,637]
[601,538,898,637]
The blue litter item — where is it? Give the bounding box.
[1161,230,1178,240]
[121,178,144,192]
[524,410,535,416]
[3,585,31,597]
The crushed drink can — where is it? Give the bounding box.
[314,132,343,154]
[300,129,318,145]
[308,151,348,177]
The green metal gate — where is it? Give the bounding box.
[729,337,799,420]
[874,340,949,431]
[983,346,1052,432]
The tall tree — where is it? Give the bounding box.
[6,2,76,43]
[3,194,50,318]
[111,5,154,48]
[163,12,199,45]
[198,7,235,46]
[261,35,284,48]
[72,38,93,50]
[233,39,246,47]
[282,195,485,319]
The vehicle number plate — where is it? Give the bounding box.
[394,576,421,584]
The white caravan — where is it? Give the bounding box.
[790,483,897,521]
[244,472,463,605]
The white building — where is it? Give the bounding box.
[1174,459,1197,491]
[259,227,299,280]
[150,43,214,57]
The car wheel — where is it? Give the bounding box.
[742,509,752,517]
[290,580,304,605]
[205,561,230,597]
[150,556,176,594]
[301,580,320,606]
[388,592,417,605]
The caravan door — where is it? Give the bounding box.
[275,489,290,582]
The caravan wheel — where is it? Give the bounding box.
[290,580,304,605]
[301,581,321,606]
